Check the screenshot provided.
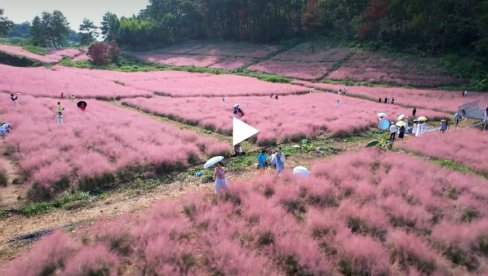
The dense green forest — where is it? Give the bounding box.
[97,0,488,56]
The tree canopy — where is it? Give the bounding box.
[30,10,70,48]
[79,18,98,45]
[101,0,488,57]
[0,8,14,36]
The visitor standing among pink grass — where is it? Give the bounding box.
[440,120,448,133]
[10,94,18,106]
[214,162,229,193]
[275,147,285,175]
[389,122,398,142]
[257,150,268,174]
[398,125,405,139]
[56,102,64,125]
[412,107,417,118]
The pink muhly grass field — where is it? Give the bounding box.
[209,57,257,70]
[134,52,224,67]
[0,64,152,98]
[0,95,230,191]
[398,128,488,172]
[123,93,446,144]
[293,80,488,113]
[53,65,307,97]
[271,43,352,62]
[129,41,281,67]
[0,44,81,63]
[326,51,464,87]
[248,60,335,80]
[6,149,488,275]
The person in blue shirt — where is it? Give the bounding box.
[257,150,268,174]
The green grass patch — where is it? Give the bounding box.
[0,209,7,218]
[321,78,398,88]
[18,191,101,216]
[22,45,48,55]
[434,159,473,174]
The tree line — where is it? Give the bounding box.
[1,1,488,56]
[97,0,488,56]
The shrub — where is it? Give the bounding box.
[88,41,120,65]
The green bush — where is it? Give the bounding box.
[27,183,53,202]
[0,173,7,186]
[78,173,115,192]
[22,45,48,55]
[0,51,39,67]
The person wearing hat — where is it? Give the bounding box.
[389,122,398,142]
[233,104,244,117]
[440,120,448,133]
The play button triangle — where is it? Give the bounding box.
[233,117,259,146]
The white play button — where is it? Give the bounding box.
[233,117,259,146]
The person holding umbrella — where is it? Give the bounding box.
[204,156,229,193]
[0,123,11,137]
[77,101,88,112]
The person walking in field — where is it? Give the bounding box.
[233,104,245,117]
[440,120,448,133]
[257,150,268,174]
[384,98,388,104]
[389,122,398,142]
[378,97,382,103]
[275,147,285,175]
[214,162,229,193]
[454,112,461,126]
[461,108,467,120]
[336,99,340,107]
[398,125,406,140]
[56,102,64,124]
[10,94,18,105]
[391,97,395,104]
[412,107,417,118]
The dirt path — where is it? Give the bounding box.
[0,139,361,266]
[0,147,24,209]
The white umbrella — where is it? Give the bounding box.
[293,166,310,176]
[377,112,387,117]
[397,114,407,121]
[233,104,239,108]
[204,156,224,169]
